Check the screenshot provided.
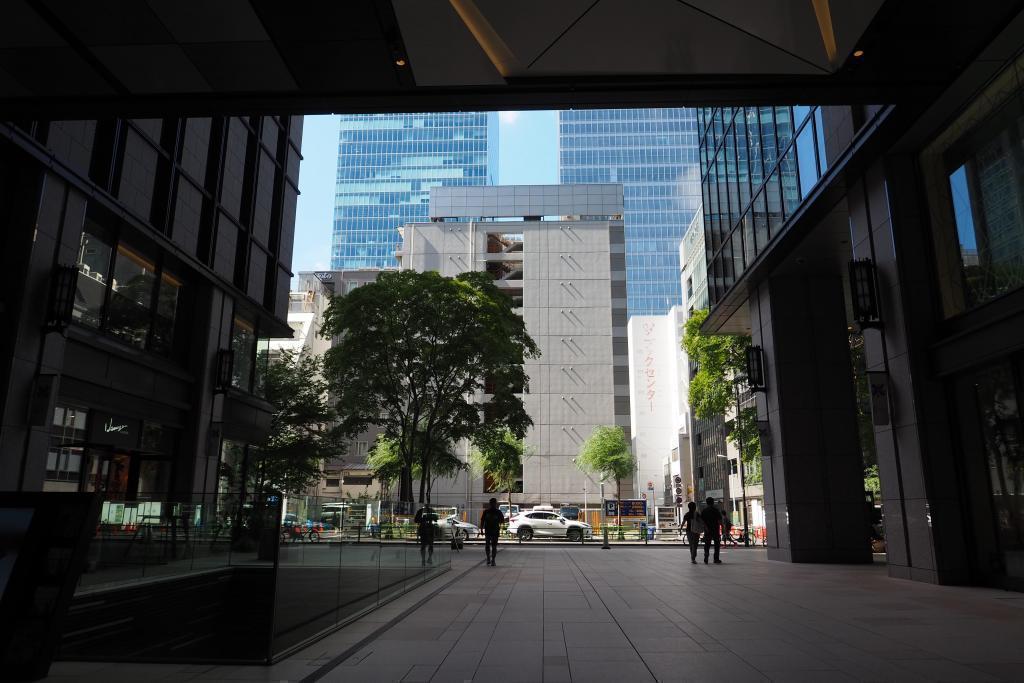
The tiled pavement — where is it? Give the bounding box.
[47,546,1024,682]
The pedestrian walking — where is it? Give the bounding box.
[682,501,705,564]
[701,497,723,564]
[414,504,437,566]
[480,497,505,566]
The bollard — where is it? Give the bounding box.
[643,524,648,545]
[601,525,610,549]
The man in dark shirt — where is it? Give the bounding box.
[701,497,723,564]
[414,505,437,566]
[480,498,505,566]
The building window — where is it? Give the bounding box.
[231,316,255,391]
[45,405,88,491]
[344,475,373,486]
[924,54,1024,318]
[325,478,341,488]
[230,315,270,396]
[74,216,182,356]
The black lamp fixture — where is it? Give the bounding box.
[849,258,882,328]
[45,264,79,332]
[745,345,766,392]
[214,349,234,393]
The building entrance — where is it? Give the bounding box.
[80,448,172,500]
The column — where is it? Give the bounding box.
[749,273,871,563]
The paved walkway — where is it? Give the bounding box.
[47,546,1024,682]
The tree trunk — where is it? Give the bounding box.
[399,465,413,505]
[616,477,622,527]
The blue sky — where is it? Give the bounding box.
[291,111,558,275]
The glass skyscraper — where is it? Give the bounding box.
[558,108,701,316]
[332,112,499,269]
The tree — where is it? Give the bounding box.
[682,308,761,484]
[472,428,527,516]
[575,426,635,526]
[321,270,539,504]
[249,351,341,494]
[367,435,402,501]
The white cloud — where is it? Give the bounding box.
[499,111,521,125]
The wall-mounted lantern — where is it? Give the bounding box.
[214,349,234,393]
[45,264,78,332]
[849,258,882,328]
[745,345,767,392]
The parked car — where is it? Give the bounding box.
[443,515,480,540]
[508,510,592,541]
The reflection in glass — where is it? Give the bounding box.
[152,271,181,355]
[753,189,770,253]
[232,317,255,391]
[45,405,88,492]
[796,123,819,199]
[780,148,800,218]
[760,107,777,168]
[775,106,794,161]
[765,171,783,236]
[107,244,157,348]
[974,364,1024,578]
[814,109,829,175]
[742,212,756,269]
[948,116,1024,308]
[75,230,113,328]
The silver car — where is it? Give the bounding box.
[443,515,480,540]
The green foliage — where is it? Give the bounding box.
[472,428,527,504]
[367,435,403,489]
[682,309,750,420]
[320,270,539,502]
[849,334,878,470]
[576,426,635,522]
[864,464,881,497]
[249,351,341,494]
[728,406,762,485]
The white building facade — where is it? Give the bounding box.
[397,184,630,515]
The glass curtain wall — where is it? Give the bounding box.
[559,108,701,316]
[332,112,497,269]
[698,106,851,305]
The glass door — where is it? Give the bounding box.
[968,361,1024,587]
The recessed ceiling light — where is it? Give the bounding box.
[853,49,865,58]
[395,57,407,67]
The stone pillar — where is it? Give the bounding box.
[848,159,968,584]
[749,274,871,563]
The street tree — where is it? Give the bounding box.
[321,270,539,504]
[682,309,761,485]
[575,425,635,526]
[250,350,340,494]
[472,428,527,518]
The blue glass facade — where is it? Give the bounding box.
[558,108,701,316]
[332,112,498,269]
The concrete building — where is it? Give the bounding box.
[397,184,629,515]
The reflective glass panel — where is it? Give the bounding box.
[107,244,157,348]
[232,317,255,391]
[75,229,113,328]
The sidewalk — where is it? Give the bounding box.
[47,546,1024,682]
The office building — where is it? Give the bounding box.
[332,112,499,270]
[558,108,701,316]
[397,184,629,514]
[0,116,300,501]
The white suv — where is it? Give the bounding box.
[508,510,592,541]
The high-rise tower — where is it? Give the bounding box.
[558,108,700,317]
[332,112,499,270]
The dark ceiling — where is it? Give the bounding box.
[0,0,1021,117]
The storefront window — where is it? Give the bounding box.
[72,213,183,355]
[231,316,255,391]
[107,244,157,348]
[45,405,88,492]
[75,229,113,328]
[972,363,1024,579]
[923,53,1024,317]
